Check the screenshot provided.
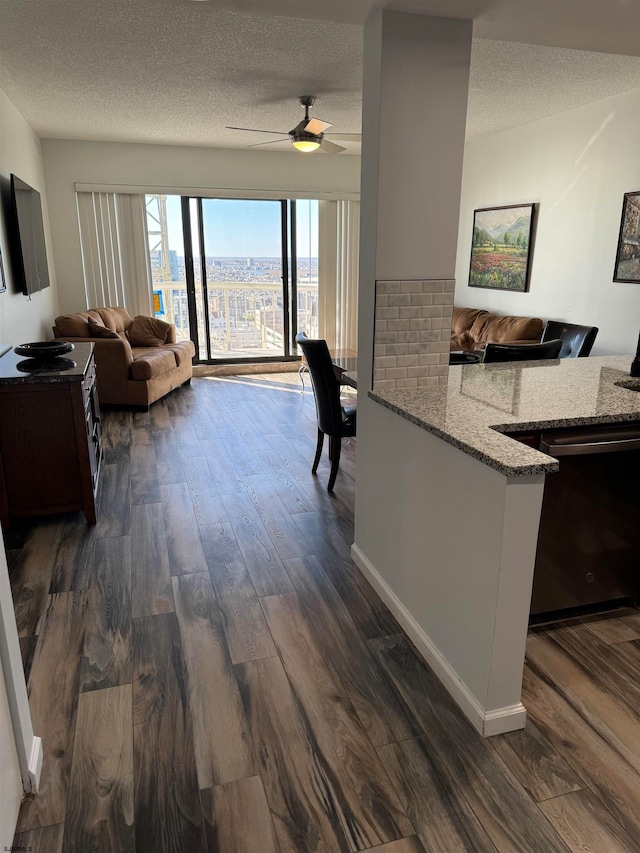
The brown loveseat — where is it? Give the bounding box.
[53,307,195,408]
[451,307,543,352]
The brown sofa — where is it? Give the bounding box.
[451,307,543,352]
[53,306,195,408]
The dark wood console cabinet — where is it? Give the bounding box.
[0,343,102,528]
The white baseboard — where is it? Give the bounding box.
[27,736,43,792]
[350,544,526,737]
[482,705,528,737]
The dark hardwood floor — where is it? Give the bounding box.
[7,372,640,852]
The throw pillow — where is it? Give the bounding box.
[127,315,172,348]
[88,317,119,339]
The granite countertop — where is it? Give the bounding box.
[341,370,357,389]
[370,355,640,477]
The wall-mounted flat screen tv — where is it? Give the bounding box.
[9,174,51,296]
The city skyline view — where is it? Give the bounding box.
[151,250,318,284]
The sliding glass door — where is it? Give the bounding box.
[146,194,320,364]
[295,199,319,340]
[199,198,286,359]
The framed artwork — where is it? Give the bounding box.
[468,203,536,292]
[0,247,6,294]
[613,191,640,283]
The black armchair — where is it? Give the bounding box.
[295,333,356,491]
[541,320,598,358]
[483,339,563,363]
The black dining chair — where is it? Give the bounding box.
[541,320,598,358]
[483,339,563,363]
[295,332,356,491]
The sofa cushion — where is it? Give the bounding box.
[54,310,104,338]
[469,314,543,346]
[96,307,133,334]
[128,315,173,347]
[88,317,120,339]
[54,307,133,337]
[451,307,488,336]
[165,340,196,366]
[130,347,178,381]
[450,331,477,352]
[451,308,491,350]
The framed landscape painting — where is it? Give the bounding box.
[469,203,536,292]
[613,191,640,283]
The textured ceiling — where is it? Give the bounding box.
[0,0,638,152]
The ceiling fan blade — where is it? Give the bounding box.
[226,126,287,135]
[319,139,346,154]
[325,133,362,142]
[247,138,291,148]
[304,117,332,135]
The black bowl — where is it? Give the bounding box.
[14,341,74,359]
[16,357,77,374]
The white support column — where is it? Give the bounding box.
[354,13,539,734]
[357,10,472,398]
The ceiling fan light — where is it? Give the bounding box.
[292,139,320,153]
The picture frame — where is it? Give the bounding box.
[613,191,640,283]
[468,203,536,292]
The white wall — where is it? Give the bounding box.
[41,139,361,315]
[454,88,640,356]
[0,654,22,849]
[0,90,59,343]
[0,89,47,835]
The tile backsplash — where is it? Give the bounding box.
[373,279,454,390]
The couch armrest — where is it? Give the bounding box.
[60,336,134,382]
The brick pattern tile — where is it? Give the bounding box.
[373,279,454,390]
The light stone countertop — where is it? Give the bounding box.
[341,370,357,389]
[370,355,640,477]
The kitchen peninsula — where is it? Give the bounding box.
[351,355,640,736]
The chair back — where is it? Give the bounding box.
[541,320,598,358]
[296,333,344,436]
[483,339,563,363]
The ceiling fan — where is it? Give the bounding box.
[226,95,361,154]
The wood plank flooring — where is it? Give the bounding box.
[6,371,640,851]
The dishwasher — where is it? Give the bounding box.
[529,422,640,618]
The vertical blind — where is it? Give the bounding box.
[318,200,360,352]
[76,192,153,317]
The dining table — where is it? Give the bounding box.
[298,348,358,391]
[331,350,358,389]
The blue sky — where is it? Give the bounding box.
[164,195,318,258]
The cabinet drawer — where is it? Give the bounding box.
[82,359,97,403]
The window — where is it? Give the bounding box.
[145,195,321,363]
